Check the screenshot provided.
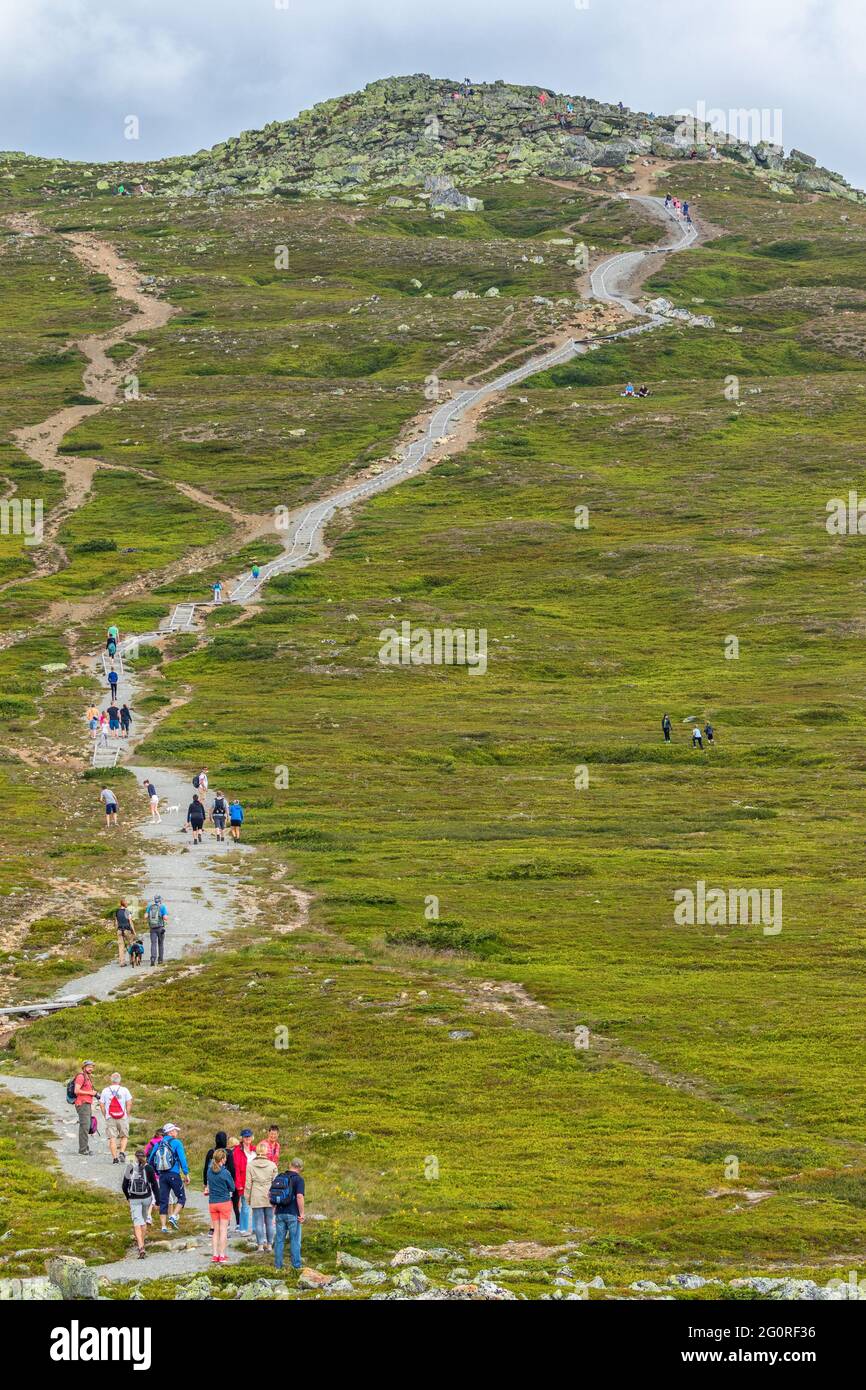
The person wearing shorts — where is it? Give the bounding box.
[204,1147,236,1264]
[99,1072,133,1163]
[211,792,227,843]
[187,794,206,844]
[107,704,120,736]
[100,787,118,828]
[122,1149,160,1259]
[143,778,161,823]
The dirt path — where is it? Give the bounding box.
[0,193,702,1283]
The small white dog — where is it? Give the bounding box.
[163,802,180,816]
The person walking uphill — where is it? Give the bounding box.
[99,1072,133,1164]
[145,894,168,965]
[272,1158,305,1271]
[661,713,672,744]
[122,1148,160,1259]
[115,899,134,965]
[229,799,244,842]
[187,793,206,844]
[245,1142,278,1253]
[204,1148,236,1264]
[72,1061,97,1156]
[151,1123,190,1233]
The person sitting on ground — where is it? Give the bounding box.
[122,1148,160,1260]
[98,1071,133,1165]
[621,382,635,397]
[637,385,651,398]
[187,793,206,844]
[204,1147,235,1265]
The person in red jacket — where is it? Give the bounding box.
[233,1129,255,1232]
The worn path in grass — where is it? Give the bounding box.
[1,191,701,1281]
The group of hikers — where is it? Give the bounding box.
[212,564,260,603]
[86,626,129,742]
[662,713,715,748]
[663,192,692,224]
[98,769,245,842]
[113,893,168,967]
[70,1063,306,1268]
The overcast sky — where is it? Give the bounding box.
[1,0,863,188]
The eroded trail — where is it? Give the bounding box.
[1,193,707,1279]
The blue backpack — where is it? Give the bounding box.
[268,1172,295,1209]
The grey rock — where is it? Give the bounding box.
[0,1276,63,1301]
[47,1255,99,1300]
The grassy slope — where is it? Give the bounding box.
[2,161,866,1284]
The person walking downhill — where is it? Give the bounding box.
[122,1148,160,1259]
[115,899,134,965]
[145,894,168,965]
[204,1148,235,1264]
[72,1061,97,1156]
[229,798,244,842]
[151,1123,190,1233]
[186,793,206,844]
[100,787,119,829]
[143,777,161,823]
[272,1158,305,1272]
[245,1142,278,1253]
[99,1072,133,1164]
[661,713,672,744]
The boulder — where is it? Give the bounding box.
[46,1255,99,1300]
[175,1276,213,1301]
[336,1251,375,1271]
[0,1276,62,1301]
[297,1267,333,1289]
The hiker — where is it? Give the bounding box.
[145,894,168,965]
[107,637,117,659]
[107,702,121,737]
[107,624,119,645]
[98,1072,132,1164]
[204,1147,236,1264]
[120,703,132,737]
[212,579,223,604]
[664,192,672,209]
[234,1130,255,1233]
[621,382,635,397]
[229,799,244,842]
[272,1158,306,1272]
[88,712,100,739]
[115,899,135,965]
[692,724,704,750]
[192,767,209,800]
[637,385,651,398]
[538,90,548,106]
[151,1123,190,1232]
[251,564,260,581]
[143,777,161,823]
[211,790,228,843]
[100,787,119,828]
[661,713,672,744]
[704,721,715,746]
[122,1148,160,1259]
[107,667,119,699]
[72,1061,97,1156]
[96,713,110,748]
[245,1142,278,1253]
[263,1125,280,1165]
[203,1130,236,1199]
[187,793,206,844]
[226,1135,243,1227]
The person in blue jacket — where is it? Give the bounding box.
[150,1123,190,1233]
[229,799,244,843]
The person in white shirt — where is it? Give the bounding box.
[99,1073,133,1163]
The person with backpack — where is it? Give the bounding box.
[71,1061,97,1156]
[122,1148,160,1258]
[212,580,223,604]
[107,624,119,644]
[272,1158,305,1271]
[107,637,117,659]
[115,899,135,966]
[186,794,206,844]
[151,1123,190,1232]
[204,1148,236,1264]
[211,791,228,843]
[145,894,168,965]
[98,1071,133,1164]
[229,799,244,842]
[661,713,672,744]
[192,768,209,800]
[245,1142,278,1253]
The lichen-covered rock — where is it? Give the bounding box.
[0,1276,63,1301]
[46,1255,99,1300]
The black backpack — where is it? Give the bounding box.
[268,1172,296,1209]
[192,774,200,789]
[127,1163,151,1199]
[65,1078,77,1105]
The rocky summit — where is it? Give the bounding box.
[11,74,863,204]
